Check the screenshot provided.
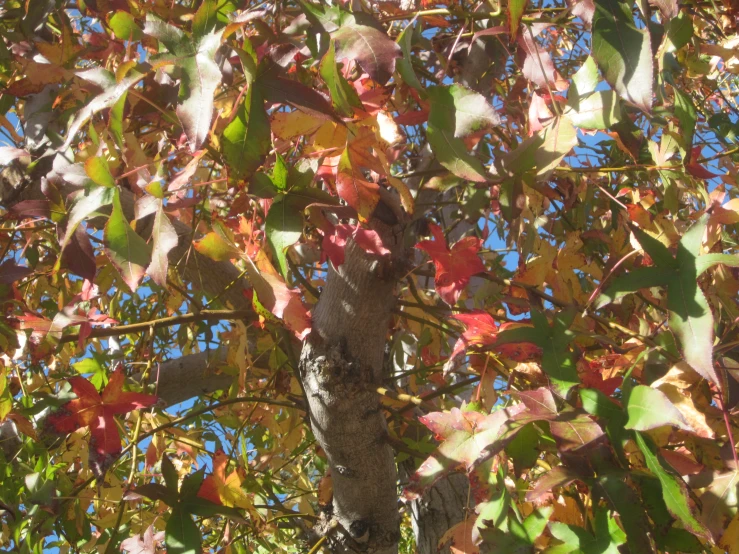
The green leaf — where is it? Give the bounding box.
[508,0,529,39]
[165,507,201,554]
[632,227,678,269]
[668,217,720,385]
[548,507,625,554]
[566,90,621,130]
[426,85,499,183]
[592,0,653,113]
[182,497,247,523]
[161,454,179,494]
[536,310,580,397]
[664,12,694,53]
[501,116,577,179]
[497,313,579,396]
[634,432,709,538]
[109,92,127,150]
[104,190,151,292]
[192,0,235,39]
[596,266,670,308]
[223,84,271,179]
[594,475,652,554]
[265,195,304,279]
[133,483,177,506]
[695,253,739,276]
[624,385,693,432]
[428,84,500,138]
[427,125,489,182]
[396,23,425,95]
[320,40,363,117]
[179,467,206,500]
[84,157,115,188]
[522,506,553,542]
[572,57,600,95]
[108,11,143,41]
[674,87,696,154]
[193,231,240,262]
[145,15,223,152]
[0,368,12,420]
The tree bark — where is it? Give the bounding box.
[299,230,404,553]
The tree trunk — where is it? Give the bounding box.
[298,229,403,553]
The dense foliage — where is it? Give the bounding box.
[2,0,739,552]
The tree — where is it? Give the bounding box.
[2,0,739,552]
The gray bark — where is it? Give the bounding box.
[299,232,404,553]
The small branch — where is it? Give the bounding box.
[59,310,253,344]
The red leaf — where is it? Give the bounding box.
[415,224,485,305]
[449,311,499,363]
[321,223,390,267]
[50,365,157,457]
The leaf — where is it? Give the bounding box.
[518,28,568,91]
[427,85,500,138]
[223,83,271,179]
[197,451,252,510]
[591,0,653,113]
[496,311,580,397]
[674,87,696,155]
[108,11,143,41]
[698,469,739,540]
[447,311,499,368]
[0,146,30,165]
[501,116,577,179]
[404,404,527,499]
[566,90,621,130]
[84,157,115,188]
[144,15,223,152]
[667,218,719,385]
[332,12,401,85]
[260,76,338,120]
[48,365,157,458]
[634,432,709,538]
[415,223,486,306]
[120,524,165,554]
[61,68,143,151]
[104,190,151,291]
[595,474,653,554]
[57,186,116,271]
[321,222,390,268]
[509,0,529,39]
[480,507,553,553]
[548,507,625,554]
[165,507,201,554]
[193,231,240,262]
[244,252,311,339]
[624,385,693,432]
[320,41,363,117]
[265,195,304,279]
[147,203,178,287]
[193,0,234,38]
[335,146,381,221]
[595,266,669,308]
[0,367,12,420]
[426,85,498,182]
[550,412,605,452]
[526,466,579,501]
